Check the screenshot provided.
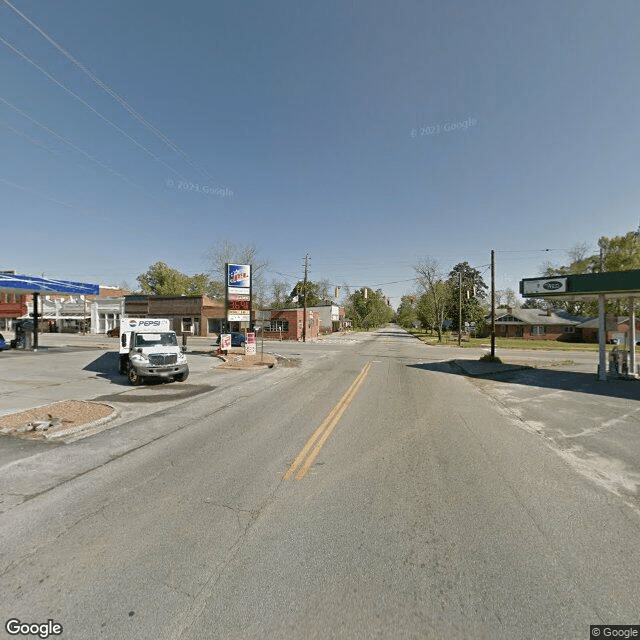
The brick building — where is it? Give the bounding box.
[262,308,319,341]
[488,307,587,341]
[124,295,226,336]
[0,291,28,331]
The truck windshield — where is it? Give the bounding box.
[134,333,177,347]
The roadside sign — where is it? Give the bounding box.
[245,332,256,355]
[220,334,231,351]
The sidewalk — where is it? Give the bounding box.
[452,359,530,377]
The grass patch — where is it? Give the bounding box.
[406,329,615,352]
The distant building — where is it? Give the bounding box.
[124,295,226,336]
[261,308,320,341]
[577,315,640,344]
[305,304,344,333]
[0,291,28,332]
[486,307,588,340]
[22,286,126,334]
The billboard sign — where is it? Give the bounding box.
[227,264,251,290]
[521,277,568,295]
[226,263,252,322]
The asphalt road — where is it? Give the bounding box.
[1,327,640,639]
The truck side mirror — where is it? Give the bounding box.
[121,334,127,348]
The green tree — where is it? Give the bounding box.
[288,281,326,308]
[414,258,452,341]
[345,288,393,329]
[446,262,489,331]
[395,295,418,328]
[137,262,217,297]
[137,262,189,295]
[541,229,640,315]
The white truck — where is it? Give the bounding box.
[118,318,189,385]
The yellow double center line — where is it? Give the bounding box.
[284,361,372,480]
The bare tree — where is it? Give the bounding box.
[269,279,290,308]
[206,240,270,304]
[414,258,452,341]
[567,242,591,264]
[316,278,333,303]
[495,288,521,309]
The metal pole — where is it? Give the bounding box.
[629,296,636,377]
[598,294,607,381]
[302,253,309,343]
[458,270,462,347]
[491,250,496,358]
[33,292,39,351]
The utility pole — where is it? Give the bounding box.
[302,253,309,343]
[491,249,496,358]
[458,270,462,347]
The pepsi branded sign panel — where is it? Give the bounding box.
[227,264,251,290]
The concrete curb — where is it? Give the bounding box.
[43,403,119,440]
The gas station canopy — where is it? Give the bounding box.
[0,273,99,296]
[0,273,99,351]
[520,271,640,302]
[520,269,640,381]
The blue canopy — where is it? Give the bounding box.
[0,273,99,295]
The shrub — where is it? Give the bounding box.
[479,353,502,363]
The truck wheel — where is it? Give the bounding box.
[174,370,189,382]
[128,367,142,385]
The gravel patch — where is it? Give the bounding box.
[0,400,115,440]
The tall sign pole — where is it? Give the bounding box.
[302,253,309,343]
[491,249,496,358]
[224,262,229,334]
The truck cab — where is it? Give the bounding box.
[119,318,189,385]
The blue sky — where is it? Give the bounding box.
[2,0,639,307]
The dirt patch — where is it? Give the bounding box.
[0,400,115,440]
[216,353,279,370]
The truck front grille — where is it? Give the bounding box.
[149,354,178,366]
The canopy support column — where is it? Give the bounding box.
[598,294,607,381]
[630,296,636,377]
[33,292,39,351]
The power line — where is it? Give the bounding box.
[0,94,173,209]
[0,32,190,181]
[0,176,113,222]
[2,0,216,182]
[0,118,55,153]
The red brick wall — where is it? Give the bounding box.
[496,324,570,340]
[263,309,319,340]
[0,293,27,318]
